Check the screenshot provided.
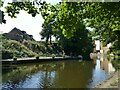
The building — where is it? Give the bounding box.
[95,40,100,52]
[3,27,34,41]
[93,40,112,54]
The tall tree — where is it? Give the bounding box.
[83,2,120,55]
[40,21,53,44]
[2,1,94,58]
[4,2,120,57]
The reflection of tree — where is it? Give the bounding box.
[52,61,93,88]
[39,70,53,88]
[38,62,65,88]
[2,62,65,88]
[2,81,21,89]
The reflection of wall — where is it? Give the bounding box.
[93,55,115,74]
[108,63,115,72]
[100,59,109,73]
[93,59,96,65]
[100,58,115,73]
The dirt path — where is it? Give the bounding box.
[93,70,120,89]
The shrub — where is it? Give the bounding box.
[2,40,37,59]
[2,39,63,59]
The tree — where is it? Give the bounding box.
[40,21,53,44]
[2,1,94,58]
[1,1,120,59]
[43,2,93,57]
[82,2,120,55]
[0,0,6,23]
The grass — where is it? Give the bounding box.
[110,79,118,86]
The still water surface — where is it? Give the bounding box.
[1,57,115,89]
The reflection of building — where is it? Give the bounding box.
[100,59,109,73]
[100,58,115,73]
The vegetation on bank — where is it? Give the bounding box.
[2,39,36,59]
[1,34,63,59]
[0,1,120,60]
[111,59,120,70]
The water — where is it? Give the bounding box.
[1,57,115,89]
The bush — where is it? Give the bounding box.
[2,49,13,59]
[2,39,63,59]
[111,59,120,70]
[2,40,37,59]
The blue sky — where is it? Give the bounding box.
[0,0,61,41]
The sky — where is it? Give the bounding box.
[0,0,61,41]
[0,0,94,41]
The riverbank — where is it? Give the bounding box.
[2,56,83,65]
[93,70,120,89]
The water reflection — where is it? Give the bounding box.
[100,56,115,73]
[2,62,65,89]
[2,57,115,89]
[52,61,93,88]
[87,55,115,88]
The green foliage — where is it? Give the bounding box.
[2,39,63,59]
[5,2,39,18]
[55,2,84,38]
[22,40,62,55]
[38,2,93,59]
[0,10,6,23]
[2,40,37,59]
[83,2,120,54]
[111,59,120,70]
[2,1,120,59]
[0,0,3,7]
[2,50,13,59]
[40,21,53,44]
[59,26,93,58]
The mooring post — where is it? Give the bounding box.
[36,56,39,60]
[13,57,17,61]
[13,57,17,64]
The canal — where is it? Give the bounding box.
[1,56,116,89]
